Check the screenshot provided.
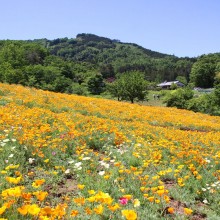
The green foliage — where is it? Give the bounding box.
[176,76,187,85]
[213,83,220,107]
[106,80,122,101]
[87,73,105,95]
[184,60,220,115]
[170,83,178,90]
[190,53,220,88]
[108,71,148,103]
[99,64,115,79]
[71,83,87,96]
[46,34,195,82]
[164,88,194,109]
[186,94,217,114]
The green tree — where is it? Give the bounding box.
[107,80,123,101]
[190,54,220,88]
[87,73,105,95]
[108,71,148,103]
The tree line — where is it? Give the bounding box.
[0,34,219,115]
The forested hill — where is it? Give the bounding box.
[29,33,196,81]
[1,33,219,94]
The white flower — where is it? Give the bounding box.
[8,154,14,158]
[11,139,16,142]
[201,188,207,191]
[203,199,209,204]
[98,171,105,176]
[74,162,82,168]
[28,158,35,164]
[99,161,110,169]
[204,158,211,163]
[3,139,10,143]
[82,157,91,161]
[0,143,6,147]
[74,162,82,170]
[65,169,70,174]
[68,160,74,164]
[11,146,16,150]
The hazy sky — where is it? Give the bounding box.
[1,0,220,57]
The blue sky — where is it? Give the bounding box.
[1,0,220,57]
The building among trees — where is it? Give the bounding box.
[157,81,185,89]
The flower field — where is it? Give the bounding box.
[0,83,220,219]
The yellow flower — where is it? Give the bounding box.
[94,204,104,215]
[2,186,24,198]
[53,203,67,218]
[21,192,32,200]
[5,176,22,184]
[70,210,79,217]
[17,205,30,215]
[33,191,48,201]
[156,189,165,196]
[40,206,53,216]
[28,204,41,216]
[104,175,110,179]
[121,209,137,220]
[147,196,154,202]
[140,187,145,192]
[73,197,85,206]
[184,208,193,215]
[123,194,132,200]
[84,207,93,215]
[143,193,148,198]
[39,216,50,220]
[77,184,85,190]
[163,195,170,203]
[0,170,7,174]
[167,207,175,214]
[88,190,95,195]
[32,179,45,188]
[196,175,202,180]
[155,199,160,204]
[44,159,49,163]
[5,164,19,170]
[0,205,7,215]
[133,199,140,207]
[108,203,120,212]
[87,196,96,202]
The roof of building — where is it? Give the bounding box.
[157,81,184,87]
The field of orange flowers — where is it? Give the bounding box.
[0,83,220,219]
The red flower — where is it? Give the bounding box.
[119,197,128,205]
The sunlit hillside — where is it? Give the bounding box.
[0,83,220,219]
